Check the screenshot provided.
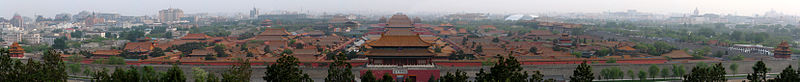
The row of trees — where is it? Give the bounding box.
[747,61,800,82]
[0,49,68,81]
[89,58,253,82]
[600,64,689,80]
[90,65,185,82]
[5,47,795,82]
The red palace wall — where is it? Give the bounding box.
[360,69,440,82]
[81,59,667,67]
[435,59,668,67]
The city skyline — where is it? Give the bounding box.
[3,0,800,17]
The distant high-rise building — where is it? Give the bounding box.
[0,18,7,22]
[74,11,92,21]
[250,8,259,19]
[96,13,121,21]
[692,7,700,16]
[10,14,23,27]
[35,15,52,22]
[158,8,184,22]
[55,13,72,21]
[84,13,105,26]
[413,17,422,24]
[378,16,387,23]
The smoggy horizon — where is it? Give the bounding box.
[3,0,800,17]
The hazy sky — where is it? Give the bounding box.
[3,0,800,17]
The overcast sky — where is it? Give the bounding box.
[3,0,800,17]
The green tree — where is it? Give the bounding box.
[570,61,594,82]
[729,63,739,74]
[213,44,228,57]
[474,45,483,53]
[0,50,69,81]
[21,59,45,81]
[474,54,529,82]
[222,59,252,82]
[475,69,488,82]
[163,64,186,82]
[731,31,743,40]
[107,56,126,65]
[53,36,68,49]
[122,30,145,42]
[648,64,659,78]
[237,32,255,40]
[150,47,165,57]
[110,67,140,82]
[91,68,112,82]
[42,50,68,81]
[191,68,209,80]
[325,53,355,82]
[105,32,116,38]
[605,58,616,63]
[71,30,84,38]
[729,54,744,61]
[627,70,635,79]
[529,71,544,82]
[600,68,610,79]
[672,64,686,77]
[263,45,272,53]
[282,49,294,55]
[770,65,800,82]
[440,70,468,82]
[263,55,312,82]
[492,37,500,43]
[246,52,254,57]
[428,75,437,82]
[638,70,647,80]
[67,53,85,62]
[600,67,624,79]
[164,31,173,39]
[379,74,394,82]
[747,61,769,82]
[240,44,248,51]
[529,47,537,53]
[67,63,82,74]
[683,63,726,82]
[193,67,211,82]
[660,67,670,78]
[361,70,377,82]
[207,73,219,82]
[712,51,724,57]
[647,64,660,78]
[141,66,164,82]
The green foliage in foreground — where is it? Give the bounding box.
[263,54,312,82]
[90,65,185,82]
[0,50,67,81]
[683,63,726,82]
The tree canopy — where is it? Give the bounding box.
[222,59,252,82]
[440,70,468,82]
[747,61,769,82]
[683,63,726,82]
[263,54,312,82]
[475,54,529,82]
[570,61,594,82]
[325,53,355,82]
[0,49,67,81]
